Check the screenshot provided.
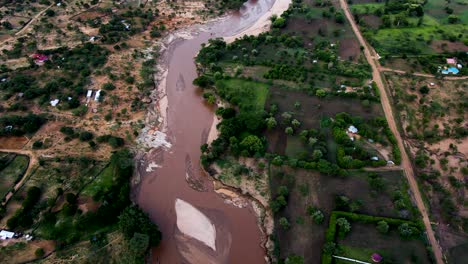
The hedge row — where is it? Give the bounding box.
[321,211,423,264]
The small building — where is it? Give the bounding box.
[347,125,358,134]
[446,58,457,65]
[0,230,15,240]
[94,90,101,101]
[457,63,462,69]
[50,99,60,107]
[86,90,93,98]
[371,156,379,161]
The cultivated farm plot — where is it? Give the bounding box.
[270,166,417,262]
[0,154,29,198]
[265,87,383,155]
[336,223,431,264]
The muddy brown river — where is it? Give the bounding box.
[136,1,277,263]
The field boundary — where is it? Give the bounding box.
[321,211,424,264]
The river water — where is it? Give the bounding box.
[136,0,276,263]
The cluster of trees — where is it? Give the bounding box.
[60,126,124,148]
[117,205,161,263]
[0,114,46,136]
[32,150,135,248]
[7,186,42,229]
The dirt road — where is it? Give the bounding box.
[0,149,38,206]
[379,67,468,80]
[339,0,444,263]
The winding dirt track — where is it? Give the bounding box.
[0,149,37,206]
[339,0,444,263]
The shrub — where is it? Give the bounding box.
[32,140,43,149]
[35,248,45,257]
[376,220,389,234]
[79,131,94,141]
[102,82,116,90]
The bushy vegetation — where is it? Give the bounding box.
[0,114,46,136]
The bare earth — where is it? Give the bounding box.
[224,0,292,43]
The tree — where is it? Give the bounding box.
[291,119,301,128]
[337,217,351,236]
[316,89,326,98]
[312,149,323,160]
[32,140,43,149]
[272,17,286,28]
[308,137,317,146]
[118,205,161,246]
[282,112,292,122]
[311,210,324,224]
[285,127,294,135]
[294,101,301,109]
[419,85,429,95]
[240,135,264,155]
[448,15,460,24]
[279,217,290,230]
[79,131,94,141]
[102,82,116,90]
[265,117,277,129]
[277,186,289,197]
[285,255,304,264]
[398,223,413,239]
[376,220,389,234]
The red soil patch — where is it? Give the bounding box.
[431,40,468,53]
[0,136,28,149]
[339,37,360,61]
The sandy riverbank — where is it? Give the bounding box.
[224,0,292,43]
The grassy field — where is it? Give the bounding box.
[0,154,29,198]
[215,78,269,112]
[351,0,468,55]
[337,223,431,263]
[81,164,113,198]
[369,24,467,55]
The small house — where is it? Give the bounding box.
[94,90,101,101]
[0,230,15,240]
[446,58,457,65]
[86,90,93,98]
[371,156,379,161]
[347,125,358,134]
[50,99,60,107]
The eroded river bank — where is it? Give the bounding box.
[135,0,291,263]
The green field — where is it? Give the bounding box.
[81,164,113,198]
[369,24,467,55]
[215,78,269,112]
[351,3,385,15]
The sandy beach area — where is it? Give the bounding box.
[224,0,292,43]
